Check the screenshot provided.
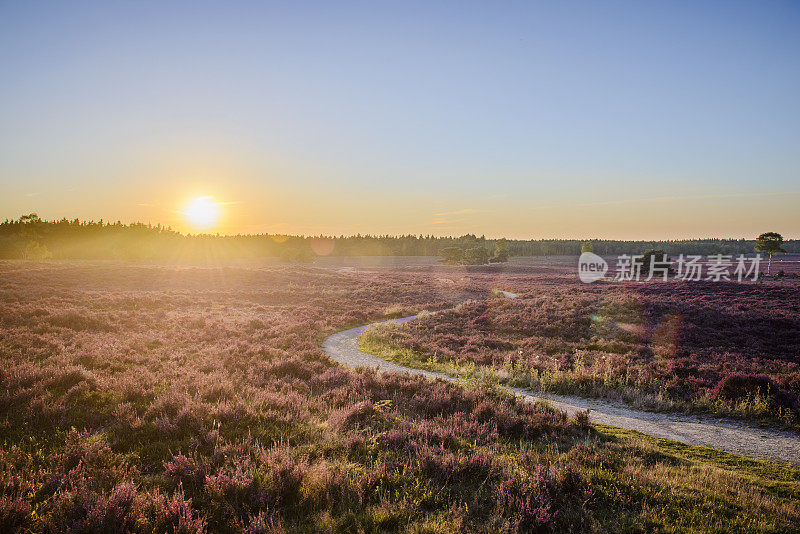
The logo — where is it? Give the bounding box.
[578,252,608,283]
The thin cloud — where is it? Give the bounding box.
[429,208,490,227]
[576,190,800,208]
[532,190,800,210]
[433,208,489,217]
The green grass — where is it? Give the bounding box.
[582,426,800,532]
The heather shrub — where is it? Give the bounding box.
[0,494,32,533]
[250,446,307,510]
[47,482,139,533]
[244,510,284,534]
[329,400,391,431]
[48,310,116,332]
[713,373,779,401]
[713,373,800,413]
[57,429,128,484]
[494,464,591,533]
[574,409,591,429]
[204,465,266,530]
[164,454,207,496]
[141,489,207,534]
[414,446,499,486]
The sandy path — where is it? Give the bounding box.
[323,312,800,466]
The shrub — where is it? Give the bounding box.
[329,401,390,431]
[713,374,778,402]
[244,511,284,534]
[143,489,207,534]
[463,246,490,265]
[495,470,557,532]
[0,494,32,533]
[713,373,800,413]
[438,247,463,265]
[574,409,591,429]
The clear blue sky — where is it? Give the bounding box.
[1,1,798,238]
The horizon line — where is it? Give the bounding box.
[2,215,796,243]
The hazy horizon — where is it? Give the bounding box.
[4,213,796,244]
[2,1,799,239]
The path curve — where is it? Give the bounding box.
[323,310,800,466]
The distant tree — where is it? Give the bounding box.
[1,215,799,261]
[19,213,41,224]
[19,214,42,241]
[492,238,509,263]
[463,246,489,265]
[755,232,786,275]
[439,246,463,265]
[581,241,594,253]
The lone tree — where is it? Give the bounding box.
[581,241,594,253]
[492,238,509,263]
[439,246,464,265]
[463,246,489,265]
[755,232,786,275]
[18,213,51,260]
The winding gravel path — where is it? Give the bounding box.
[323,308,800,465]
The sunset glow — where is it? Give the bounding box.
[2,3,798,238]
[182,196,219,230]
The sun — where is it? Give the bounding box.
[183,196,219,230]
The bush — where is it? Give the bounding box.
[329,401,390,431]
[244,511,284,534]
[0,495,32,533]
[574,409,591,429]
[438,246,463,265]
[463,246,489,265]
[713,373,800,413]
[713,373,778,401]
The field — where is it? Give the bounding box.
[1,260,800,533]
[362,259,800,428]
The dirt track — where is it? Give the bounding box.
[323,313,800,465]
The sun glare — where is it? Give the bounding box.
[183,196,219,230]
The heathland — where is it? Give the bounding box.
[362,263,800,429]
[1,259,799,533]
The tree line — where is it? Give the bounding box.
[1,215,796,261]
